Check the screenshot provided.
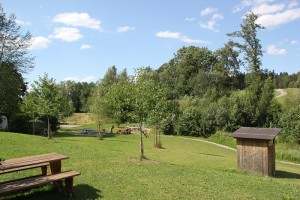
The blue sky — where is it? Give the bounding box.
[1,0,300,84]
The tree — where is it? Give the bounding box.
[29,74,63,139]
[147,85,168,148]
[20,92,39,134]
[0,4,34,74]
[214,41,242,91]
[227,12,264,76]
[227,12,265,98]
[89,68,134,127]
[80,82,95,112]
[131,68,165,159]
[0,62,26,118]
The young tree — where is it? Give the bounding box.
[147,86,168,148]
[20,92,39,134]
[30,74,63,139]
[131,68,165,159]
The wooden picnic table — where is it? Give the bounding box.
[0,153,80,197]
[0,152,68,175]
[80,128,95,134]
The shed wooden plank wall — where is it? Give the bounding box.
[237,138,275,176]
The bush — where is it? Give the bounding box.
[39,115,60,133]
[276,142,300,163]
[9,114,32,134]
[208,131,236,149]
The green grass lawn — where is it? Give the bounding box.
[0,131,299,200]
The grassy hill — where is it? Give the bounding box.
[0,131,299,199]
[275,88,300,105]
[62,113,95,125]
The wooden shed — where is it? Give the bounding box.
[231,127,282,176]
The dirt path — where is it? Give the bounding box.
[182,137,300,167]
[275,89,287,98]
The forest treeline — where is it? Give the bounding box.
[0,6,299,144]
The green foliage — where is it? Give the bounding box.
[25,74,68,139]
[273,72,300,88]
[8,113,32,134]
[227,12,264,74]
[0,63,26,118]
[276,143,300,163]
[157,46,243,99]
[208,131,236,149]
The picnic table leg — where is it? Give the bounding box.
[41,165,47,175]
[50,160,63,191]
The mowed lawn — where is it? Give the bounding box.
[0,131,299,200]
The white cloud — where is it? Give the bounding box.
[200,7,218,16]
[49,27,83,42]
[257,8,300,28]
[233,0,275,12]
[234,0,300,29]
[212,13,224,20]
[117,26,136,33]
[185,17,196,22]
[63,76,96,82]
[81,76,96,82]
[291,40,299,45]
[200,13,224,32]
[181,36,209,44]
[267,45,287,55]
[156,31,181,39]
[63,77,80,82]
[28,36,51,50]
[252,3,285,15]
[53,12,102,30]
[200,21,218,31]
[199,7,223,32]
[80,44,92,49]
[288,0,298,8]
[156,31,209,44]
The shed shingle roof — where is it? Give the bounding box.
[231,127,282,140]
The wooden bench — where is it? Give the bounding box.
[0,153,80,197]
[0,162,49,175]
[0,170,80,197]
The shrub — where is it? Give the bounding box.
[208,131,236,149]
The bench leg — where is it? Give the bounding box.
[49,160,63,191]
[41,165,47,175]
[50,160,62,174]
[65,177,74,197]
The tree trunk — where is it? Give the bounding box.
[158,130,162,148]
[139,123,145,160]
[32,121,35,135]
[154,128,157,147]
[98,120,103,140]
[47,116,51,140]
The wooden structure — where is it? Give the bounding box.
[0,153,80,197]
[231,127,282,176]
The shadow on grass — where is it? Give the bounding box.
[54,131,117,139]
[197,153,224,157]
[275,170,300,179]
[1,184,103,200]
